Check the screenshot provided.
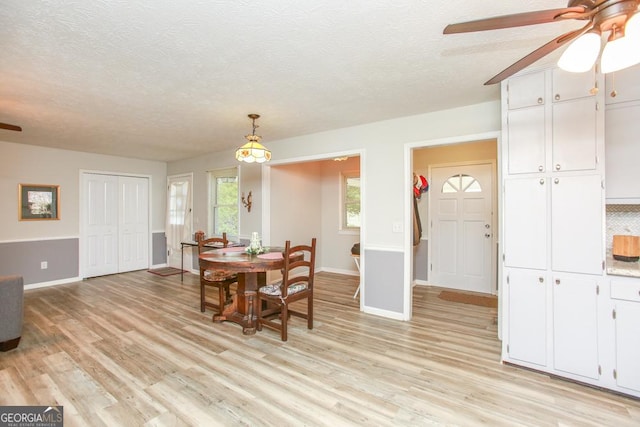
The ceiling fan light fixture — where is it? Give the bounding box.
[601,28,640,73]
[624,11,640,38]
[235,114,271,164]
[558,31,601,73]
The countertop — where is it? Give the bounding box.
[606,253,640,278]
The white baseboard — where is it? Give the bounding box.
[25,276,82,290]
[362,305,404,321]
[317,267,359,276]
[150,263,169,269]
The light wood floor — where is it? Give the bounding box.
[1,271,639,426]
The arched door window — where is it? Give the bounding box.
[441,173,482,193]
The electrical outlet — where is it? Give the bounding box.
[41,261,48,269]
[392,222,402,233]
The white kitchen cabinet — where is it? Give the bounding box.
[507,107,546,174]
[505,68,600,175]
[503,177,547,269]
[503,174,603,274]
[611,277,640,394]
[506,268,547,366]
[552,273,600,380]
[552,97,598,172]
[604,63,640,105]
[605,102,640,202]
[550,174,603,275]
[507,71,545,110]
[552,67,597,102]
[501,65,611,394]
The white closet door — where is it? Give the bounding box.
[84,174,119,278]
[118,176,149,272]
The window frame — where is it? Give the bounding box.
[340,170,361,232]
[208,167,239,238]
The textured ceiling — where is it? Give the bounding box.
[0,1,582,162]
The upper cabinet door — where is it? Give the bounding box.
[605,63,640,105]
[552,97,598,172]
[605,104,640,201]
[552,67,597,102]
[507,71,545,110]
[507,106,546,174]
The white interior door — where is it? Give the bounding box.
[166,174,192,269]
[429,163,494,293]
[83,173,119,278]
[118,176,149,272]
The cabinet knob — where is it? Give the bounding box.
[537,97,543,104]
[555,164,561,171]
[554,178,559,184]
[538,165,543,172]
[539,178,545,185]
[555,94,561,101]
[555,279,561,285]
[539,277,544,283]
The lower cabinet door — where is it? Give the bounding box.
[615,301,640,393]
[507,268,547,366]
[552,273,600,379]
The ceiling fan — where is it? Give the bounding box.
[0,122,22,132]
[444,0,640,85]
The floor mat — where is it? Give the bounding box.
[438,290,497,308]
[148,267,186,277]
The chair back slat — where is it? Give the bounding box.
[281,238,316,298]
[198,232,230,254]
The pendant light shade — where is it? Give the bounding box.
[235,114,271,164]
[557,31,601,73]
[601,33,640,73]
[626,11,640,38]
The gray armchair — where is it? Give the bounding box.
[0,275,24,351]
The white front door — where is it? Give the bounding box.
[166,174,192,269]
[118,176,149,272]
[429,163,494,294]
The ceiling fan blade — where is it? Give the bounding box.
[484,23,594,86]
[443,7,586,34]
[0,122,22,132]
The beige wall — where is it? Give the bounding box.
[0,140,167,242]
[268,156,360,273]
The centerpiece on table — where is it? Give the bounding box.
[245,232,266,255]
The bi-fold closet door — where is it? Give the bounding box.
[83,173,149,278]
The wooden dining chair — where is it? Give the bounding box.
[198,233,237,314]
[257,238,316,341]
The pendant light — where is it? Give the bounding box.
[235,114,271,163]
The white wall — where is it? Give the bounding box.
[168,148,262,241]
[0,140,167,241]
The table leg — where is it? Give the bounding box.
[181,243,184,282]
[213,271,265,335]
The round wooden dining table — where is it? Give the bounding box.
[199,246,289,335]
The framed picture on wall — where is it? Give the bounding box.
[18,184,60,220]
